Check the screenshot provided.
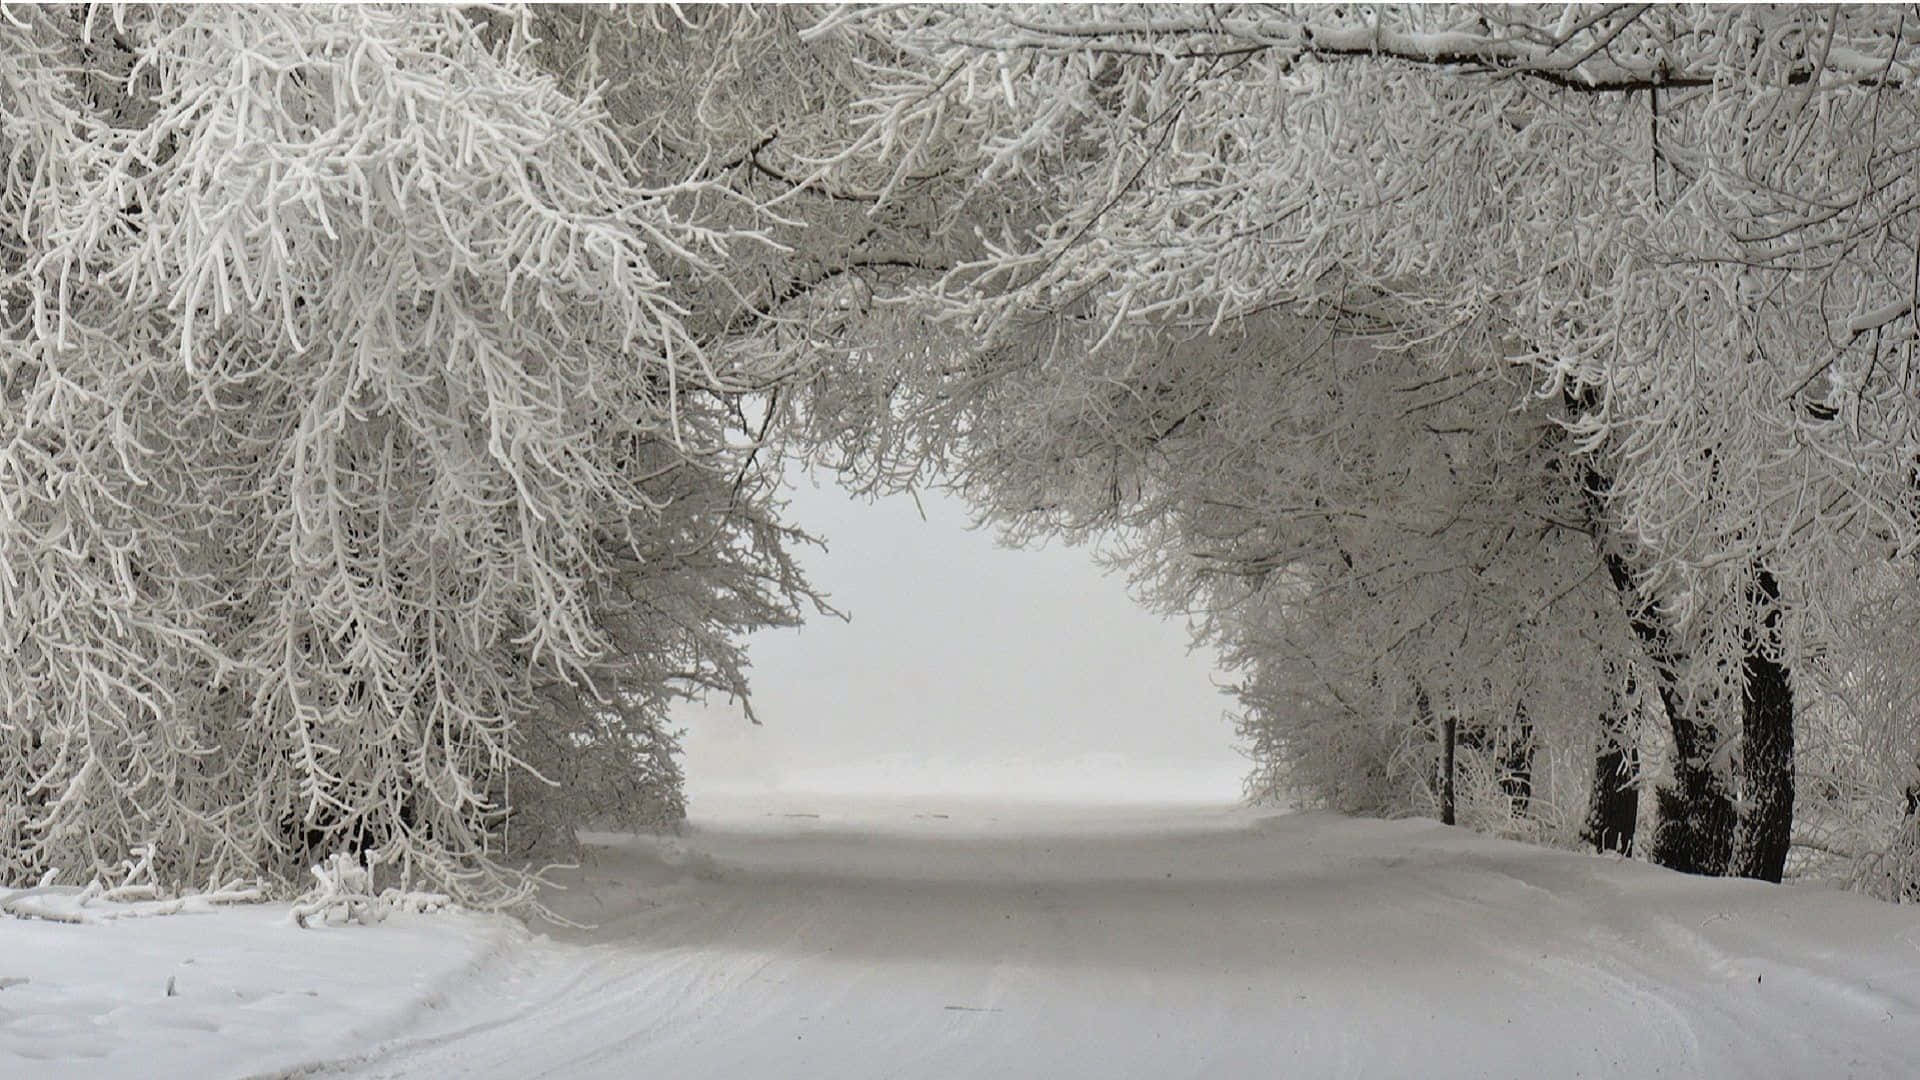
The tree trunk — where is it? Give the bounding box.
[1574,451,1733,876]
[1731,568,1794,883]
[1583,683,1638,855]
[1649,707,1737,876]
[1501,703,1535,818]
[1417,686,1455,825]
[1595,545,1735,874]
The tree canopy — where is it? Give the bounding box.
[793,3,1920,883]
[6,4,1920,903]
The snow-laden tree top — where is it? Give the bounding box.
[0,5,820,905]
[799,3,1920,634]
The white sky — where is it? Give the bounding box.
[678,470,1248,803]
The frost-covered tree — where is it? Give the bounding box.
[808,286,1652,844]
[0,6,818,904]
[797,3,1920,883]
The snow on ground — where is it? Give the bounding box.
[0,899,522,1080]
[9,793,1920,1079]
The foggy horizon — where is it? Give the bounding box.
[680,468,1248,803]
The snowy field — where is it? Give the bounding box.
[8,793,1920,1079]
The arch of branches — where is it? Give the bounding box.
[6,6,1920,908]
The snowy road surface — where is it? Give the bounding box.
[317,796,1920,1080]
[8,796,1920,1079]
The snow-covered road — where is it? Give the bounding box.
[319,796,1920,1080]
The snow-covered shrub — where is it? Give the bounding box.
[288,851,451,929]
[1235,692,1417,818]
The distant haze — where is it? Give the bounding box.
[678,471,1247,804]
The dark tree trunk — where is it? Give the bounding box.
[1417,686,1455,825]
[1500,703,1535,817]
[1575,450,1733,876]
[1583,683,1638,855]
[1649,707,1737,876]
[1731,568,1794,883]
[1587,744,1639,855]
